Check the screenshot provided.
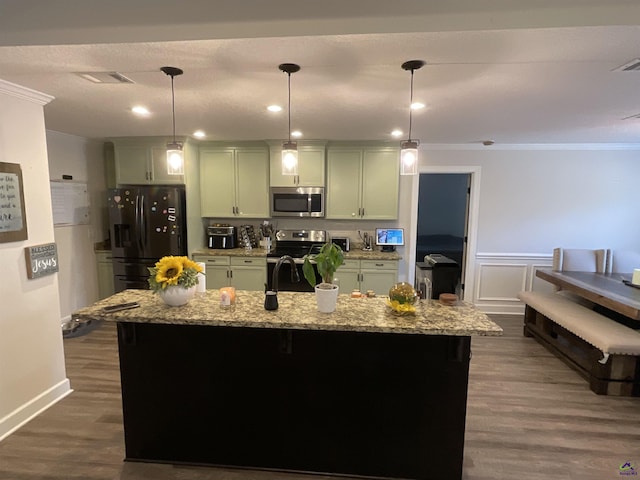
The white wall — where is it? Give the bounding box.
[415,145,640,313]
[47,131,107,319]
[0,80,70,441]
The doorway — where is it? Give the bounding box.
[416,173,470,296]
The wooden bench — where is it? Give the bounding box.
[518,291,640,396]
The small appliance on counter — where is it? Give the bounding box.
[208,225,237,249]
[332,237,350,252]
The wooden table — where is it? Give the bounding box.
[536,269,640,321]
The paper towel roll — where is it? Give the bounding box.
[196,262,206,292]
[632,268,640,286]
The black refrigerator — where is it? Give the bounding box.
[107,186,187,292]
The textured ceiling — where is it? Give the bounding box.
[1,0,640,144]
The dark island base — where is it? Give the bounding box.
[117,322,472,480]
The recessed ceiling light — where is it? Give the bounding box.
[391,129,403,137]
[410,102,425,110]
[193,130,206,138]
[267,105,282,112]
[291,130,302,138]
[131,106,150,116]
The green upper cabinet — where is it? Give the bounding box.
[112,137,185,185]
[326,145,399,220]
[269,141,326,187]
[199,143,269,218]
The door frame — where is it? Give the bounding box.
[408,165,481,303]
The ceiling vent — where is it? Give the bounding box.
[75,71,134,84]
[613,58,640,72]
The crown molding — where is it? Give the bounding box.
[0,79,53,106]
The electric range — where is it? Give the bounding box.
[266,229,326,291]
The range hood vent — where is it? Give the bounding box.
[75,71,134,84]
[613,58,640,72]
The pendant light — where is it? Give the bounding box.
[161,66,184,175]
[400,60,425,175]
[279,63,300,176]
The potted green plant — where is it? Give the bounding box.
[302,242,345,313]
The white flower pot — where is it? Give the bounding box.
[315,283,339,313]
[158,285,197,306]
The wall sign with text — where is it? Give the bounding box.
[0,162,28,243]
[25,243,59,279]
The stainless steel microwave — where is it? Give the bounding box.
[270,187,325,217]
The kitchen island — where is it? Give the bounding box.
[73,289,501,480]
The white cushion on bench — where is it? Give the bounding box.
[518,291,640,356]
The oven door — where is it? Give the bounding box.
[267,258,321,292]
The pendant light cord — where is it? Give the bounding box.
[287,72,292,143]
[171,75,177,143]
[408,68,414,142]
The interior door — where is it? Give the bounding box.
[416,174,470,294]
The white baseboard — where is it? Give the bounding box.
[0,379,73,442]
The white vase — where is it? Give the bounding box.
[315,283,339,313]
[158,285,197,307]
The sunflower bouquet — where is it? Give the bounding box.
[147,256,204,292]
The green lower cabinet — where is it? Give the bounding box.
[336,259,398,295]
[229,257,267,291]
[193,255,266,291]
[96,251,115,300]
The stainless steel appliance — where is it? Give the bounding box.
[207,225,236,249]
[270,186,324,217]
[332,237,350,252]
[108,185,187,292]
[266,229,325,292]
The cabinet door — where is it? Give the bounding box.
[326,150,362,219]
[150,146,184,184]
[235,149,269,217]
[231,267,266,291]
[269,145,325,187]
[115,145,151,184]
[297,147,325,186]
[194,255,231,289]
[96,252,114,299]
[360,259,398,295]
[361,148,399,220]
[200,150,236,217]
[336,260,361,292]
[230,257,266,291]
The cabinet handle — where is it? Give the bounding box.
[375,263,383,267]
[361,208,365,217]
[230,270,233,278]
[244,260,251,263]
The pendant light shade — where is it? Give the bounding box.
[161,66,184,175]
[279,63,300,176]
[400,60,425,175]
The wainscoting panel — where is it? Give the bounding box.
[473,253,553,314]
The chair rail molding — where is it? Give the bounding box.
[473,252,554,314]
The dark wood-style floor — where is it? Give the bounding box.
[1,315,639,480]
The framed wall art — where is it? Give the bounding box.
[0,162,28,243]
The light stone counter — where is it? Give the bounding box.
[192,248,268,258]
[73,289,502,337]
[191,248,401,261]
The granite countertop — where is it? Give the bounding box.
[192,248,402,261]
[192,248,269,258]
[72,289,502,337]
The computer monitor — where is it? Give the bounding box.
[375,228,404,252]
